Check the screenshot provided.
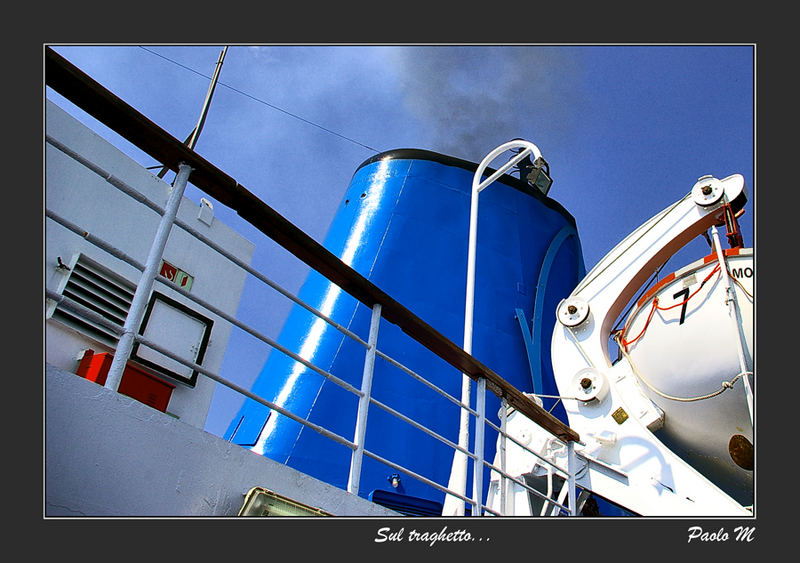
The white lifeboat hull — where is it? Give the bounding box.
[619,248,753,504]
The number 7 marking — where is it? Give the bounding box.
[673,287,690,325]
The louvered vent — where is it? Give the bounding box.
[52,255,135,345]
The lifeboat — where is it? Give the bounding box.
[617,246,753,504]
[547,173,754,515]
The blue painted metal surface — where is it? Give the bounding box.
[225,149,584,508]
[516,223,585,420]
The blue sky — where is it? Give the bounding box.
[46,45,754,436]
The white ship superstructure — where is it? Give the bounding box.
[44,46,754,521]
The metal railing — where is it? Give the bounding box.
[43,147,580,514]
[45,47,582,516]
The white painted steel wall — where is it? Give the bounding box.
[44,100,255,428]
[45,364,399,516]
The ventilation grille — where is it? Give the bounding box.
[52,255,135,345]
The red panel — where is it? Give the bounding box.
[75,350,175,412]
[76,349,114,384]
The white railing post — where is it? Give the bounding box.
[445,139,545,516]
[567,440,578,516]
[105,163,193,391]
[347,302,382,495]
[499,397,508,515]
[472,376,486,516]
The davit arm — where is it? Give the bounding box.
[547,174,751,516]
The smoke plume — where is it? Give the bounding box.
[389,46,583,162]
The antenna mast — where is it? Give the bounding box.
[157,46,228,179]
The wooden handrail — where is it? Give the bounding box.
[45,46,579,443]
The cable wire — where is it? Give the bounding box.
[138,46,380,154]
[616,331,752,402]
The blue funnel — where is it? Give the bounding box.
[225,149,584,513]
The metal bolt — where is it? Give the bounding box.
[701,185,713,195]
[580,377,593,389]
[568,305,578,315]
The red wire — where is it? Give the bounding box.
[620,298,658,351]
[656,263,721,311]
[619,263,721,352]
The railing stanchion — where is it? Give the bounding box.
[472,376,486,516]
[105,163,192,391]
[347,302,382,496]
[499,397,508,515]
[568,440,578,516]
